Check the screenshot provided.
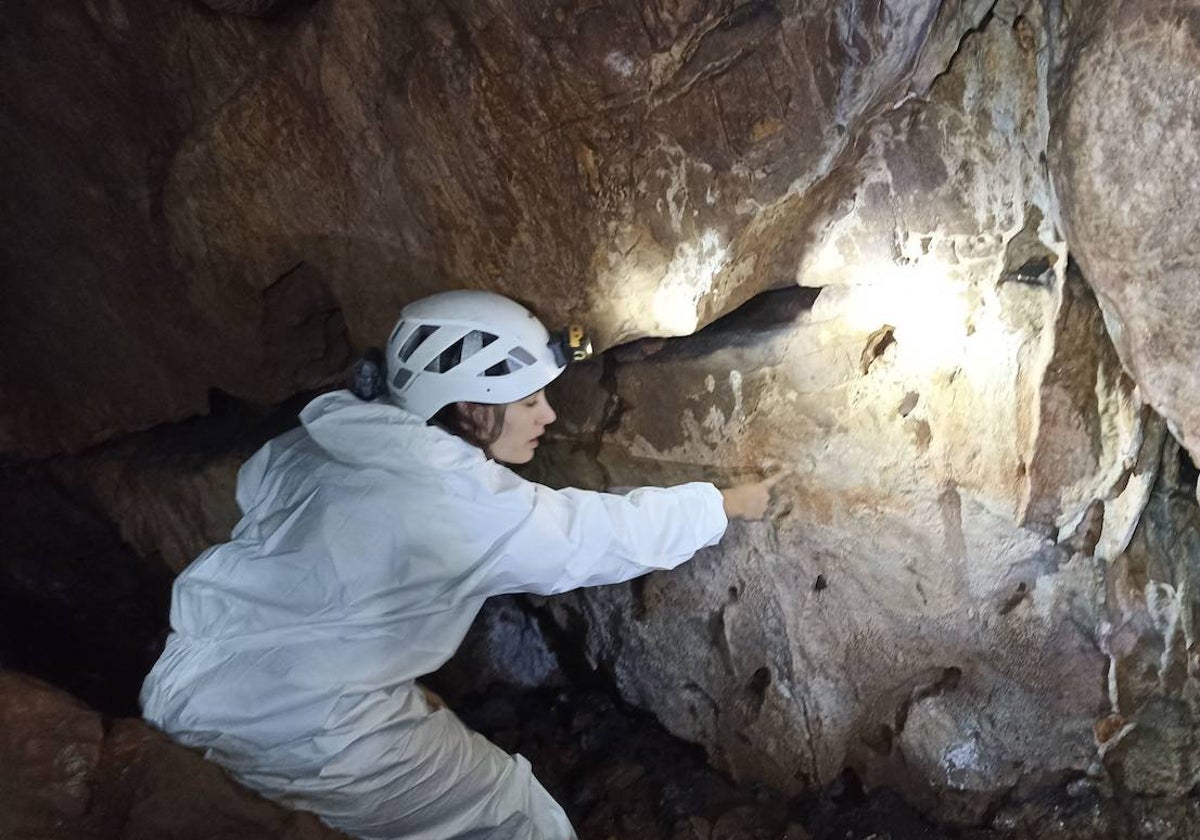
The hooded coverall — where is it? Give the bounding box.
[140,390,728,840]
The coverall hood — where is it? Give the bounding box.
[299,389,483,473]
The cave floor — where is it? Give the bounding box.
[444,683,959,840]
[439,681,1199,840]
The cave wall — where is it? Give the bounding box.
[5,0,1200,828]
[4,0,998,456]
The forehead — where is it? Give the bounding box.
[510,389,545,405]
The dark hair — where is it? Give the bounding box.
[430,402,506,454]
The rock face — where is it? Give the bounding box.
[521,0,1200,822]
[6,0,1200,832]
[532,271,1141,821]
[0,670,348,840]
[2,0,997,456]
[1051,0,1200,460]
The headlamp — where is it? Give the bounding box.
[548,324,593,367]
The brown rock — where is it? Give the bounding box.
[199,0,306,16]
[0,671,102,838]
[1051,0,1200,462]
[9,0,1200,829]
[0,670,348,840]
[2,0,992,457]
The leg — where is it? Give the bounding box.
[237,704,576,840]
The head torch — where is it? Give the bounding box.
[548,324,593,367]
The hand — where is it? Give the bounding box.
[720,471,787,521]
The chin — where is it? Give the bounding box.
[495,448,535,466]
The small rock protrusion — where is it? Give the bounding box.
[860,324,897,374]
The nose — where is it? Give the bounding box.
[539,394,557,426]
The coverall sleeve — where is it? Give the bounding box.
[468,479,728,597]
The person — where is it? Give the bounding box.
[140,290,777,840]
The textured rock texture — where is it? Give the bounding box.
[1051,0,1200,460]
[0,670,348,840]
[530,278,1147,821]
[2,0,995,456]
[6,0,1200,832]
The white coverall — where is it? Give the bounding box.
[140,390,728,840]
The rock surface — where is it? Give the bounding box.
[3,0,996,456]
[5,0,1200,833]
[1051,0,1200,460]
[0,670,348,840]
[7,664,1194,840]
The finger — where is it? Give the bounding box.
[762,469,792,489]
[768,494,793,521]
[761,458,786,476]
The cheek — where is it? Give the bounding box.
[494,416,518,446]
[502,408,534,439]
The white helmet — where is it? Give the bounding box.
[385,290,570,420]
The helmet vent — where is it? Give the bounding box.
[508,346,536,367]
[391,368,413,390]
[482,346,538,377]
[397,324,437,362]
[425,330,499,373]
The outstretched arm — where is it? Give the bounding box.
[460,467,783,598]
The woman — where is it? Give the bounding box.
[140,290,776,840]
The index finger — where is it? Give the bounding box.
[762,469,792,488]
